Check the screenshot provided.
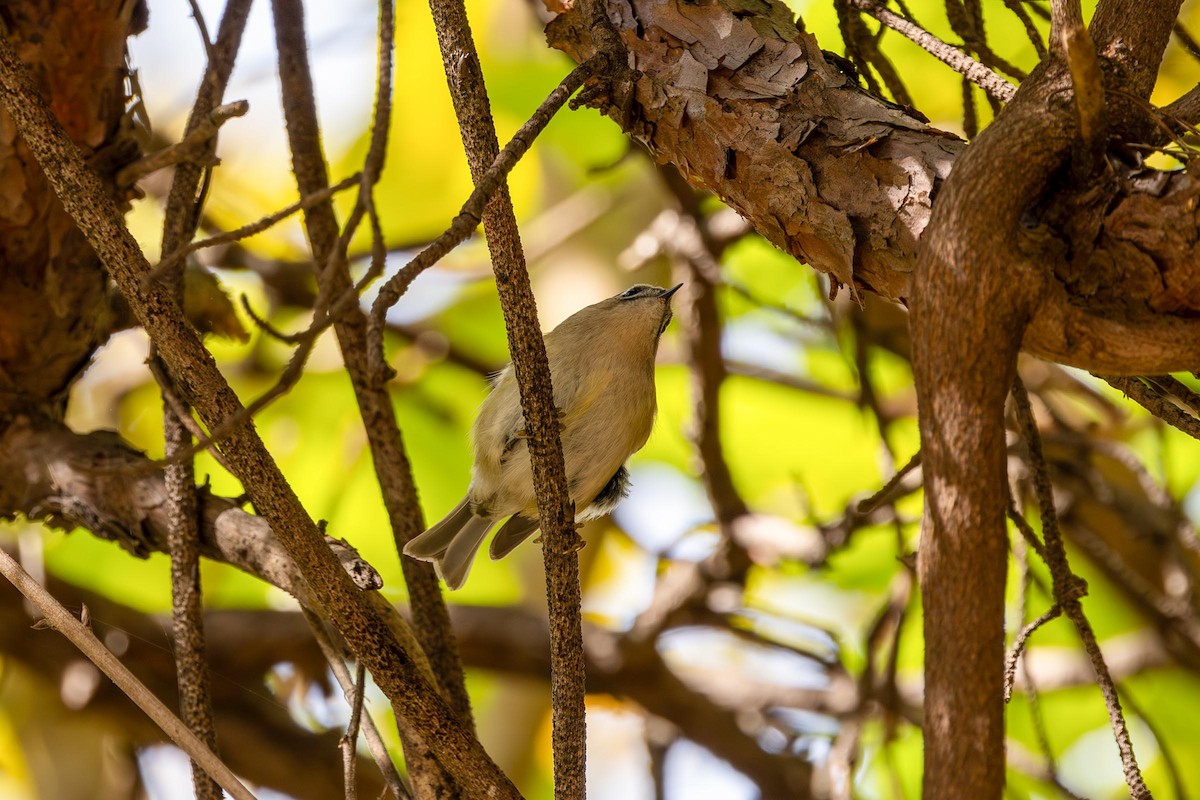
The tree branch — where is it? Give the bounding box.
[0,571,390,799]
[545,0,1200,375]
[268,5,475,790]
[425,1,586,796]
[909,49,1080,800]
[156,2,254,796]
[851,0,1016,102]
[1011,379,1150,798]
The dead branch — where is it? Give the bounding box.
[116,100,247,188]
[850,0,1016,102]
[365,56,598,380]
[1105,376,1200,440]
[1011,378,1151,799]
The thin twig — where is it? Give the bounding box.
[302,609,410,799]
[1002,0,1048,58]
[857,450,922,514]
[342,661,367,800]
[0,548,257,800]
[365,56,599,382]
[1014,536,1058,773]
[1012,377,1152,799]
[148,359,236,475]
[1003,604,1061,701]
[850,0,1016,102]
[117,101,247,188]
[1120,688,1189,800]
[146,173,361,286]
[945,0,1028,81]
[1105,375,1200,441]
[1173,20,1200,63]
[186,0,216,58]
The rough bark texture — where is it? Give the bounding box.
[911,65,1074,797]
[157,4,254,795]
[269,1,470,795]
[0,0,143,415]
[428,2,587,798]
[544,0,1200,374]
[541,2,1199,798]
[270,0,473,726]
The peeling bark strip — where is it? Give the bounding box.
[0,0,144,413]
[546,0,1200,375]
[549,0,960,303]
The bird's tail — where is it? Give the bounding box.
[403,498,496,589]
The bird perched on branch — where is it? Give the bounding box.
[404,283,682,588]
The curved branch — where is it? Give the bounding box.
[910,62,1077,800]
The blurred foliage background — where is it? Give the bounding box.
[3,0,1200,798]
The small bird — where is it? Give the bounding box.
[404,283,681,588]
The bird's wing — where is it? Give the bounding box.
[543,330,612,433]
[488,514,541,560]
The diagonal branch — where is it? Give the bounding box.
[0,548,257,800]
[851,0,1015,102]
[365,56,597,377]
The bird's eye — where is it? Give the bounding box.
[618,286,643,298]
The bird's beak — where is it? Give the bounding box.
[659,283,683,301]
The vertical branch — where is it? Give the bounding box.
[425,1,586,797]
[157,2,254,796]
[341,662,367,800]
[269,1,473,794]
[268,0,473,727]
[908,64,1075,800]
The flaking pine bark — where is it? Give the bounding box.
[548,1,1197,798]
